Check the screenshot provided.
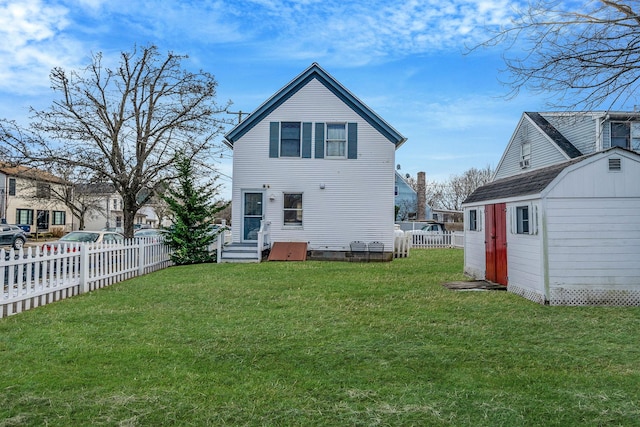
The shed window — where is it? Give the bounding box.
[516,206,529,234]
[468,209,478,231]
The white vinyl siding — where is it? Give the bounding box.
[543,113,596,155]
[231,78,396,251]
[494,116,569,180]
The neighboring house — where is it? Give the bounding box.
[394,172,432,221]
[222,63,406,261]
[0,163,72,234]
[81,183,159,231]
[463,110,640,306]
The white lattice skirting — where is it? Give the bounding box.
[508,284,546,305]
[509,283,640,306]
[549,288,640,306]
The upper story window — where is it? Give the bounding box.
[8,178,16,196]
[280,122,301,157]
[36,182,51,199]
[610,122,640,151]
[326,123,346,158]
[520,142,531,168]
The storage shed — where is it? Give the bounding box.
[462,148,640,306]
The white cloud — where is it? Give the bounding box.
[0,0,85,95]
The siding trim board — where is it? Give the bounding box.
[224,63,406,148]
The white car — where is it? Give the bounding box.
[42,230,125,252]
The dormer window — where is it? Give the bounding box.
[610,122,640,151]
[520,142,531,169]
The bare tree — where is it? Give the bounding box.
[478,0,640,110]
[1,45,230,237]
[407,166,493,211]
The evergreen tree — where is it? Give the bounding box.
[162,154,227,265]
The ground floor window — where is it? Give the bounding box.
[516,206,529,234]
[16,209,33,225]
[52,211,66,225]
[468,209,478,231]
[283,193,303,226]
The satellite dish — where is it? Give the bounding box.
[396,164,401,170]
[405,173,410,179]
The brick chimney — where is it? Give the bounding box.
[417,171,426,221]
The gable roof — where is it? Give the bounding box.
[525,112,582,158]
[0,162,68,185]
[464,161,573,204]
[224,63,406,148]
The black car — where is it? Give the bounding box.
[0,224,28,250]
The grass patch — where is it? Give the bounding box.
[1,249,639,426]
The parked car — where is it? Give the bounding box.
[412,221,447,245]
[0,224,28,250]
[42,230,125,252]
[134,228,168,242]
[101,226,124,233]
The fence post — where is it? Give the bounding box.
[79,245,90,293]
[138,240,145,276]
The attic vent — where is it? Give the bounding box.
[609,158,622,171]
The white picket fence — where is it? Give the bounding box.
[409,230,464,249]
[1,239,172,318]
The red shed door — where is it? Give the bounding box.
[485,203,508,286]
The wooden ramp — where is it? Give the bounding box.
[268,242,308,261]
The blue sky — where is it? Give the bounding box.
[0,0,550,200]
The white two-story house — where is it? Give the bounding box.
[222,63,406,261]
[462,111,640,306]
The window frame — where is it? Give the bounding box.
[36,182,51,199]
[282,192,303,227]
[468,209,478,231]
[516,206,529,234]
[520,141,531,168]
[16,208,34,225]
[8,178,16,196]
[610,121,640,150]
[52,210,66,226]
[325,123,347,158]
[280,122,302,158]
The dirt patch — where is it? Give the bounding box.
[442,281,507,291]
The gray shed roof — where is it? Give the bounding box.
[464,156,586,204]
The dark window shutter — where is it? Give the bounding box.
[302,122,312,158]
[315,123,325,158]
[269,122,279,158]
[347,122,357,159]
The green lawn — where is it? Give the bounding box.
[1,249,639,426]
